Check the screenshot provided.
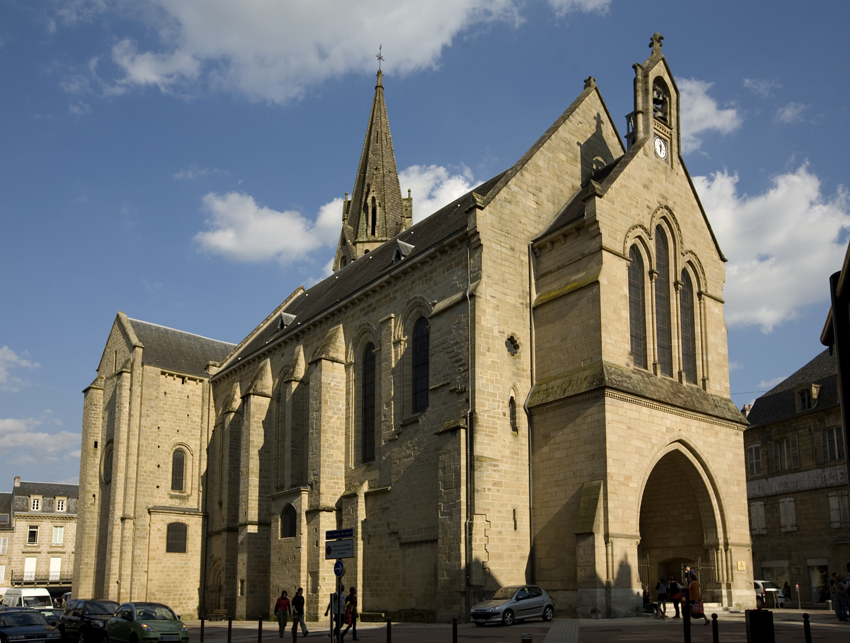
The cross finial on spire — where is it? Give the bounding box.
[376,45,384,71]
[649,32,664,54]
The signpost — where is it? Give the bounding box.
[325,530,354,643]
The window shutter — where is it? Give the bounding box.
[841,493,850,526]
[838,429,845,460]
[791,435,800,469]
[814,430,824,465]
[788,498,797,530]
[766,440,775,474]
[757,503,766,534]
[779,499,787,530]
[830,494,841,528]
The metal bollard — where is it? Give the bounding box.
[386,617,392,643]
[711,613,718,643]
[227,618,233,643]
[258,616,262,643]
[452,617,457,643]
[803,613,812,643]
[200,617,205,643]
[521,635,532,643]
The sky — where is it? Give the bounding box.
[2,0,849,491]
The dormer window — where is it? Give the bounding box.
[795,384,820,412]
[55,498,66,513]
[30,496,42,512]
[652,78,669,125]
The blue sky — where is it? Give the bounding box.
[2,0,848,490]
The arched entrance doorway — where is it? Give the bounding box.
[637,447,723,603]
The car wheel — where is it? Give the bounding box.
[130,634,139,643]
[756,596,763,609]
[543,605,554,622]
[502,609,514,626]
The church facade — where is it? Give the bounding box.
[75,35,755,621]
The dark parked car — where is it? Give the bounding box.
[59,601,120,643]
[106,603,189,643]
[31,609,63,627]
[470,585,555,626]
[0,608,62,643]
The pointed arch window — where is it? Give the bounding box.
[280,505,297,538]
[655,227,674,377]
[412,318,430,413]
[371,197,377,236]
[165,522,187,553]
[628,245,648,369]
[680,269,698,384]
[509,396,518,433]
[171,449,185,492]
[362,343,376,463]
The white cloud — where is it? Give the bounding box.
[194,164,476,263]
[775,102,808,124]
[0,346,39,392]
[678,78,742,154]
[743,78,781,98]
[729,361,743,372]
[758,376,786,391]
[399,164,476,223]
[69,100,92,115]
[47,0,600,104]
[695,164,850,332]
[547,0,610,18]
[173,164,230,180]
[0,415,81,469]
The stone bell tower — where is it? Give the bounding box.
[333,69,413,271]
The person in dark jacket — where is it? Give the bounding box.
[290,587,308,638]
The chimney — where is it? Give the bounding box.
[14,476,21,487]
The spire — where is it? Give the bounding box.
[333,66,412,271]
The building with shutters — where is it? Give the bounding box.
[76,34,755,621]
[0,477,78,598]
[744,349,850,607]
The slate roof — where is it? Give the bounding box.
[746,349,838,428]
[14,481,79,499]
[222,172,507,372]
[127,318,235,378]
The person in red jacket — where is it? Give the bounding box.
[274,590,291,637]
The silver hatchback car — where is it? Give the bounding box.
[470,585,555,626]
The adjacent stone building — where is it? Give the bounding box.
[0,477,78,596]
[744,349,850,607]
[76,34,755,621]
[73,314,234,617]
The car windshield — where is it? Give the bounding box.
[0,612,50,627]
[492,586,521,600]
[135,606,176,621]
[85,602,119,616]
[23,596,53,607]
[762,582,781,590]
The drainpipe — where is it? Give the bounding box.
[464,234,475,619]
[523,241,536,583]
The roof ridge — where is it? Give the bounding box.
[127,318,234,346]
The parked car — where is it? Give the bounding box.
[470,585,555,626]
[30,609,63,627]
[105,603,188,643]
[60,600,120,643]
[754,580,785,608]
[0,608,62,643]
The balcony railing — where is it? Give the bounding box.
[9,573,73,586]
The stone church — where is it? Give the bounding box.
[74,35,755,621]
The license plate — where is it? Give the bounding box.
[161,636,179,641]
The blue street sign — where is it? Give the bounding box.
[326,529,354,540]
[334,560,345,577]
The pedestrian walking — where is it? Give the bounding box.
[668,577,682,618]
[290,587,309,638]
[275,591,292,637]
[655,577,667,619]
[687,572,709,626]
[341,587,358,640]
[782,582,791,603]
[324,588,345,639]
[836,576,848,622]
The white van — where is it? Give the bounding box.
[0,588,11,604]
[1,587,53,607]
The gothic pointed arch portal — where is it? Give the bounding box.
[637,445,725,603]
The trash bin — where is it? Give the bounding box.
[745,609,775,643]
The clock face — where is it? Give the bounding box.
[654,136,668,160]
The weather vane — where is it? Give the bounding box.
[376,45,384,71]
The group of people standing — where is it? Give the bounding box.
[653,571,710,625]
[273,586,359,640]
